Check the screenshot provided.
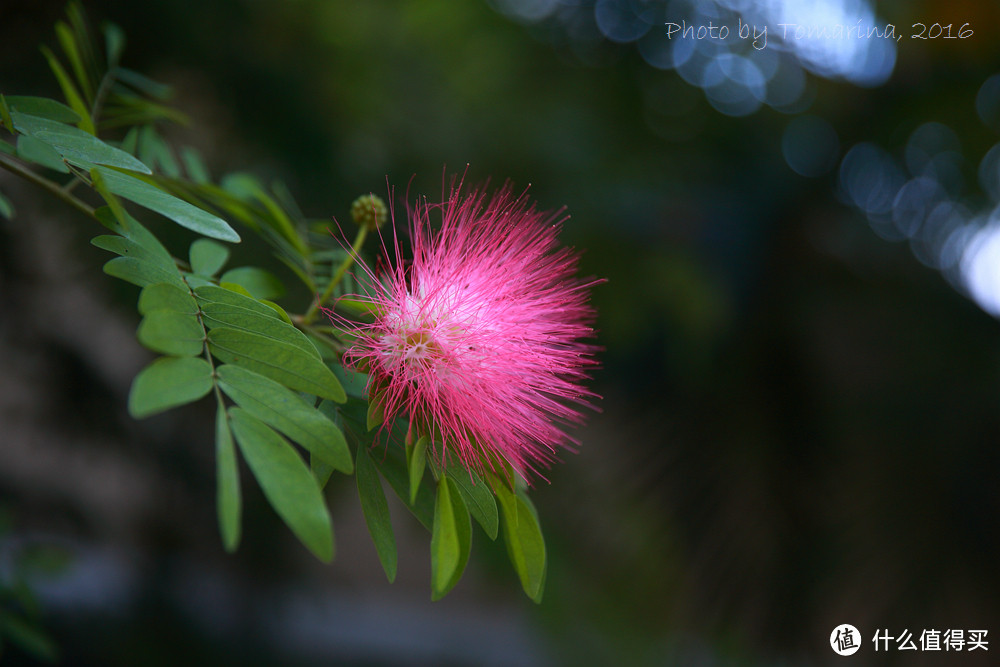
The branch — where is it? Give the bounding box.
[0,154,96,220]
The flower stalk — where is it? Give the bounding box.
[303,223,367,325]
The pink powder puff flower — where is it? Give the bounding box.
[334,178,601,480]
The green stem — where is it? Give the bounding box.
[302,224,367,325]
[185,274,222,390]
[0,154,96,220]
[62,176,84,194]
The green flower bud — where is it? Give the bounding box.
[350,194,388,231]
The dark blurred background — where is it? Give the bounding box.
[2,0,1000,665]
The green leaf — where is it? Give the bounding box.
[335,298,382,317]
[198,284,303,340]
[368,430,435,530]
[219,266,285,300]
[441,477,473,599]
[39,45,95,134]
[191,183,261,233]
[200,300,320,360]
[189,238,230,277]
[356,445,397,582]
[100,95,189,128]
[180,146,210,183]
[183,273,214,289]
[367,388,386,432]
[128,356,213,418]
[94,206,162,254]
[219,281,254,298]
[103,256,185,289]
[313,401,345,489]
[228,407,333,562]
[207,327,346,402]
[311,455,335,489]
[66,2,97,61]
[102,21,125,68]
[430,477,471,600]
[92,167,239,242]
[408,434,428,505]
[496,485,546,602]
[260,299,293,325]
[430,478,459,594]
[277,253,315,292]
[215,401,241,552]
[0,191,14,220]
[271,179,305,223]
[0,139,15,156]
[92,216,186,290]
[16,134,69,173]
[138,282,198,316]
[217,364,352,472]
[194,284,280,320]
[220,172,261,200]
[120,126,139,155]
[222,172,307,256]
[137,310,205,356]
[331,363,368,399]
[65,2,100,99]
[55,21,94,102]
[11,111,145,172]
[5,96,80,123]
[447,465,499,540]
[138,125,180,178]
[91,235,173,270]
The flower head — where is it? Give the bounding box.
[335,178,601,480]
[350,193,388,230]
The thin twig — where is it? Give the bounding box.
[0,154,96,220]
